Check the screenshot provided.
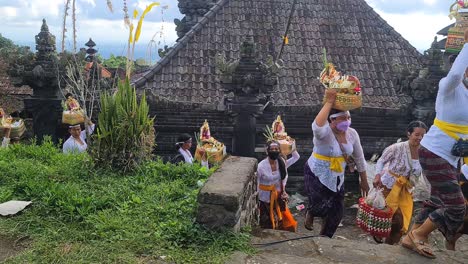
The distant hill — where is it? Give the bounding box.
[14,40,167,61]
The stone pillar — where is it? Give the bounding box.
[218,35,279,157]
[229,100,263,157]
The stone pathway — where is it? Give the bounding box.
[227,207,468,264]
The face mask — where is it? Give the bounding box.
[336,120,351,132]
[268,151,280,160]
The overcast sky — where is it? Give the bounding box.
[0,0,454,59]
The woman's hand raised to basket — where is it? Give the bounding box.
[324,89,337,104]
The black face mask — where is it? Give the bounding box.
[268,151,280,160]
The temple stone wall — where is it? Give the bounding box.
[196,156,258,231]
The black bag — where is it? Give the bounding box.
[170,153,185,164]
[451,138,468,157]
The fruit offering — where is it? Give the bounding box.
[264,115,296,156]
[194,120,226,163]
[320,49,362,111]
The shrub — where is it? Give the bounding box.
[90,78,155,172]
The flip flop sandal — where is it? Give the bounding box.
[407,231,436,259]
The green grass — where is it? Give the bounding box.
[0,139,253,263]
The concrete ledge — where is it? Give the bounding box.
[196,156,258,231]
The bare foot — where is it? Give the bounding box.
[445,240,455,251]
[411,229,428,244]
[445,233,462,251]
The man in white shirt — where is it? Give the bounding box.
[63,120,95,154]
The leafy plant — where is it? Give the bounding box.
[263,125,275,142]
[90,78,155,172]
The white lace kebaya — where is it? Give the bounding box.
[375,141,422,189]
[257,151,300,203]
[307,121,366,192]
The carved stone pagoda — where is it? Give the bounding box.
[12,19,64,142]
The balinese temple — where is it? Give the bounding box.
[132,0,442,192]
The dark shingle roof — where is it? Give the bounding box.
[437,23,455,36]
[133,0,422,109]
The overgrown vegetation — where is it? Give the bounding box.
[90,78,155,172]
[0,140,253,263]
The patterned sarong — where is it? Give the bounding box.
[413,146,466,241]
[304,162,344,238]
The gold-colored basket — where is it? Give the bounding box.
[0,119,26,138]
[62,111,85,125]
[277,139,296,156]
[195,145,225,164]
[323,93,362,111]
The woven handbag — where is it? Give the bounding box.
[356,197,393,238]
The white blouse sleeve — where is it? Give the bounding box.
[375,143,396,174]
[350,129,366,173]
[312,121,332,140]
[286,150,300,168]
[81,123,96,140]
[63,139,73,154]
[440,43,468,94]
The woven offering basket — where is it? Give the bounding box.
[195,145,225,164]
[356,197,393,238]
[62,111,85,125]
[277,139,296,156]
[323,92,362,111]
[0,119,26,138]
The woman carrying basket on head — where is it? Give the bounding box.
[401,30,468,259]
[372,121,428,245]
[257,140,300,231]
[303,89,369,238]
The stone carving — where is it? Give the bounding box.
[220,36,280,103]
[176,0,216,38]
[220,36,281,157]
[9,20,64,141]
[404,37,446,124]
[17,19,62,98]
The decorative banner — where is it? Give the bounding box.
[446,27,465,53]
[446,3,468,53]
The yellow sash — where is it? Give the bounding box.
[433,118,468,164]
[259,184,283,229]
[385,171,413,233]
[313,152,346,173]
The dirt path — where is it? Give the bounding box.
[0,235,22,263]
